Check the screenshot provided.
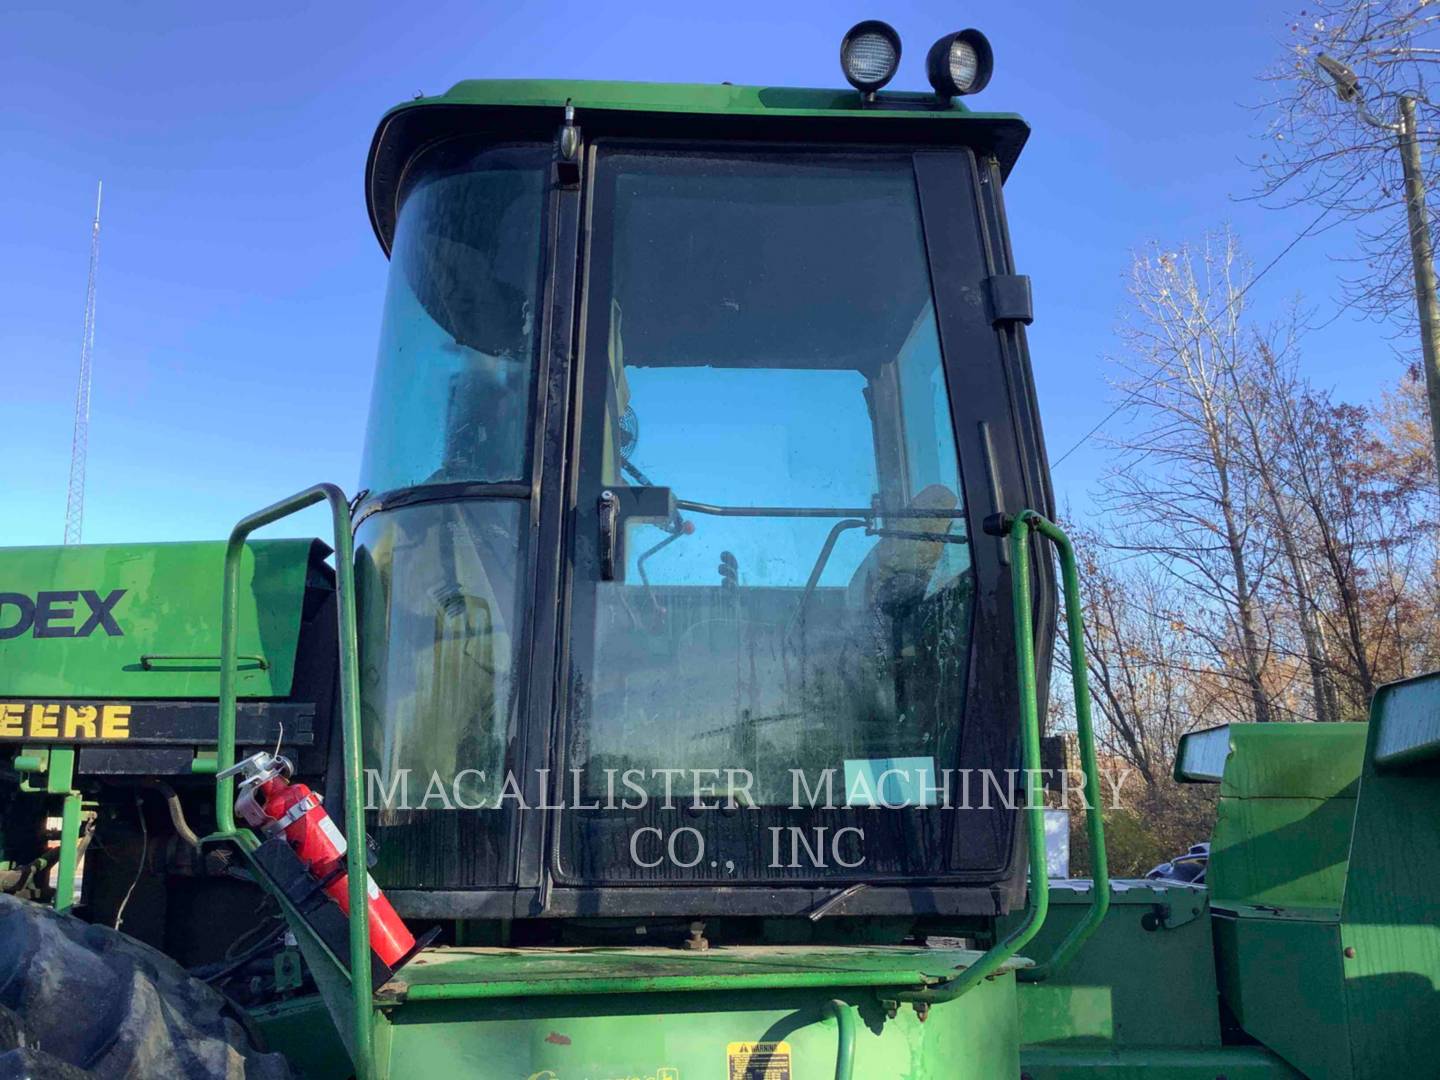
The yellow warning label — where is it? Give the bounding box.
[727,1041,791,1080]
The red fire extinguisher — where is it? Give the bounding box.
[220,751,415,968]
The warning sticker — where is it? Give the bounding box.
[726,1041,792,1080]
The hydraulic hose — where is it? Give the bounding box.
[823,999,856,1080]
[140,779,201,850]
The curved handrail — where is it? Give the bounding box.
[215,483,374,1080]
[1012,510,1110,982]
[924,509,1109,999]
[922,511,1052,999]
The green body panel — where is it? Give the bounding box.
[1194,689,1440,1079]
[389,77,1020,124]
[360,946,1023,1079]
[1212,912,1350,1080]
[0,540,319,699]
[385,944,1021,1002]
[1218,723,1367,800]
[1206,723,1367,910]
[48,750,81,912]
[250,996,350,1080]
[1209,797,1357,909]
[1334,674,1440,1076]
[1011,881,1218,1050]
[1203,724,1364,1078]
[1019,1046,1304,1079]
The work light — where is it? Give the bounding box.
[926,29,994,98]
[840,20,902,96]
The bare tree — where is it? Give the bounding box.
[1104,230,1278,725]
[1067,529,1195,786]
[1069,211,1440,863]
[1271,377,1440,712]
[1258,0,1440,324]
[1230,337,1343,722]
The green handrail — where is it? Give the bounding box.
[928,509,1108,998]
[215,483,375,1080]
[928,511,1054,999]
[1012,510,1110,983]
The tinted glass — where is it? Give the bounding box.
[357,499,528,886]
[564,152,974,880]
[359,143,548,494]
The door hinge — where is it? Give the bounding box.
[986,274,1033,327]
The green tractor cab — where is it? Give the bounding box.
[355,73,1051,916]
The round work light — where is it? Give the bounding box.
[841,21,902,96]
[925,29,994,98]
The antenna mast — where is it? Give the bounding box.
[64,181,102,545]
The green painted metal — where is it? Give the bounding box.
[1014,512,1109,983]
[9,742,86,911]
[387,945,1023,1003]
[0,540,316,699]
[1012,881,1218,1050]
[1207,723,1366,912]
[937,511,1052,999]
[1198,686,1440,1078]
[376,973,1021,1079]
[367,79,1032,255]
[40,750,68,792]
[1203,722,1367,1078]
[1212,909,1350,1079]
[1219,723,1367,801]
[47,748,80,913]
[1211,798,1357,911]
[1020,1045,1306,1078]
[15,748,49,790]
[1334,672,1440,1076]
[375,945,1025,1077]
[388,77,1024,125]
[942,510,1113,998]
[215,484,376,1080]
[249,994,351,1080]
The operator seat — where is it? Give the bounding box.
[846,483,960,614]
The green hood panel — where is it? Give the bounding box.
[0,539,326,700]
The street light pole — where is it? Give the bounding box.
[1396,94,1440,491]
[1318,55,1440,489]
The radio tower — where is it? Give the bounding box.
[64,181,102,545]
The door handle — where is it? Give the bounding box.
[598,490,618,581]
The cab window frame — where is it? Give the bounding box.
[549,137,1041,894]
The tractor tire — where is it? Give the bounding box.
[0,894,294,1079]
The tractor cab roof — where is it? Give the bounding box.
[365,78,1030,254]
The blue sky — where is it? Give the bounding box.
[0,1,1405,547]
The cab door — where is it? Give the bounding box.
[553,143,1032,897]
